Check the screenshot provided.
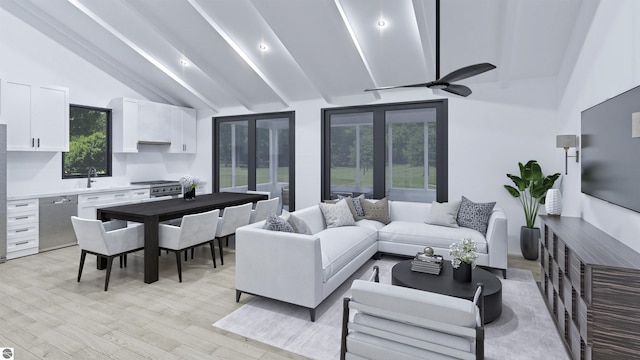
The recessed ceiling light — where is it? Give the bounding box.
[377,19,386,27]
[180,59,189,66]
[258,43,268,51]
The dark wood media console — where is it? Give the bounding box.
[540,216,640,360]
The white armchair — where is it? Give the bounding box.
[249,197,280,224]
[341,278,485,360]
[215,202,252,265]
[158,209,220,282]
[71,216,144,291]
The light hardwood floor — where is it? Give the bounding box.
[0,245,541,359]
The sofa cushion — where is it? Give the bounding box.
[378,221,488,254]
[425,200,461,228]
[457,196,496,236]
[361,198,391,224]
[355,219,386,232]
[317,226,378,282]
[389,201,430,223]
[263,214,295,233]
[319,199,356,228]
[287,214,312,235]
[346,195,366,221]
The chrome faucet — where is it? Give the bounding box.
[87,167,97,188]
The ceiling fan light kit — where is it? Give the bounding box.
[365,0,496,97]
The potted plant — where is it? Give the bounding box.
[449,238,478,282]
[504,160,560,260]
[179,175,200,201]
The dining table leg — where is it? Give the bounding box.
[144,216,160,283]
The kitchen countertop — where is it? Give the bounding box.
[7,185,151,201]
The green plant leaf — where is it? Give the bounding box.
[529,161,543,180]
[504,185,521,198]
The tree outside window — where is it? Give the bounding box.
[62,105,112,178]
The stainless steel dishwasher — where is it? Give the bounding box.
[39,195,78,252]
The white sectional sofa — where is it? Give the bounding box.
[235,200,507,321]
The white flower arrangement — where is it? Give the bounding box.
[449,238,478,269]
[179,175,200,189]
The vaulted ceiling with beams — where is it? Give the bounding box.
[1,0,600,111]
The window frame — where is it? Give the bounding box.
[62,104,113,179]
[321,100,448,202]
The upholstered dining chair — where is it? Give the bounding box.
[71,216,144,291]
[158,209,219,282]
[215,202,252,265]
[249,197,279,224]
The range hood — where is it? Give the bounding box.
[137,101,172,145]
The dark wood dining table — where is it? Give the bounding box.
[96,192,268,283]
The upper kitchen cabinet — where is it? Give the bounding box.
[169,106,196,153]
[138,101,171,145]
[0,79,69,152]
[110,97,139,153]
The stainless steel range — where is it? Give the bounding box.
[131,180,182,197]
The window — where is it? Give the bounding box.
[62,104,112,178]
[214,112,295,211]
[322,100,447,202]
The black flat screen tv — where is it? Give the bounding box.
[581,84,640,213]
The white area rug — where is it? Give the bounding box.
[214,258,569,360]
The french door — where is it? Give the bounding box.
[214,112,295,211]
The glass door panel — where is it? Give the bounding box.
[218,121,248,192]
[256,118,290,210]
[329,112,374,199]
[385,108,437,202]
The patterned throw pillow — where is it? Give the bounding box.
[425,200,461,228]
[287,214,313,235]
[263,213,295,233]
[319,199,356,228]
[456,196,496,235]
[360,197,391,225]
[344,195,366,221]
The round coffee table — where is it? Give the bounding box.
[391,260,502,324]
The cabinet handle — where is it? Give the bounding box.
[14,216,29,220]
[135,192,146,195]
[37,138,40,147]
[183,144,186,151]
[115,194,126,198]
[32,138,35,147]
[15,241,29,246]
[87,196,99,200]
[15,229,29,233]
[15,203,29,207]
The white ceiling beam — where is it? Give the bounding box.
[497,0,519,89]
[187,0,289,109]
[333,0,380,101]
[66,0,219,111]
[412,0,436,82]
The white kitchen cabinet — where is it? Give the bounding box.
[1,79,69,151]
[169,106,197,153]
[6,199,39,259]
[110,97,139,153]
[77,188,150,219]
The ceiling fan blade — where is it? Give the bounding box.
[442,84,472,97]
[438,63,496,83]
[364,81,436,92]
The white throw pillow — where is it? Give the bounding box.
[319,199,356,228]
[425,200,461,228]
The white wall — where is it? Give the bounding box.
[557,0,640,251]
[0,8,209,196]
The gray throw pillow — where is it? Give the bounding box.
[263,213,295,233]
[288,214,312,235]
[360,198,391,225]
[319,199,356,228]
[456,196,496,235]
[426,200,461,228]
[345,195,366,221]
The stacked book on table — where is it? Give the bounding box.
[411,253,443,275]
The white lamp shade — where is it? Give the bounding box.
[556,135,577,148]
[545,189,562,216]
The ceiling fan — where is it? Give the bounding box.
[364,0,496,97]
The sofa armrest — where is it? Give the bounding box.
[235,224,324,309]
[484,208,508,271]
